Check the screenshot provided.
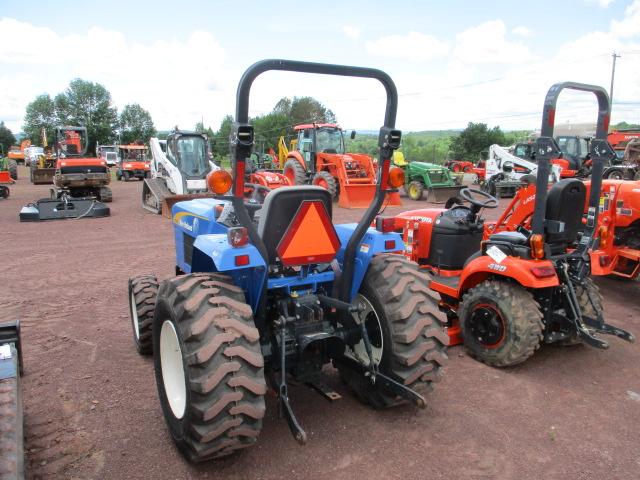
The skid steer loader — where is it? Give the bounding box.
[142,129,218,217]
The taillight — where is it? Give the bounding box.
[228,227,249,247]
[531,266,555,278]
[234,254,250,266]
[530,234,545,259]
[375,216,396,233]
[384,239,396,250]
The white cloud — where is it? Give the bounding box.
[0,17,234,133]
[586,0,615,7]
[512,26,533,37]
[453,20,533,64]
[365,31,449,62]
[611,0,640,37]
[342,25,361,39]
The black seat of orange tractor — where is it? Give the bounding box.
[257,186,334,265]
[544,179,586,246]
[488,231,528,246]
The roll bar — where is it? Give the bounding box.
[229,59,401,302]
[532,82,614,236]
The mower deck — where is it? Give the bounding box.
[19,196,110,221]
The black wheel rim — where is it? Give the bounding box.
[468,303,505,348]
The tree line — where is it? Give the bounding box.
[22,79,156,153]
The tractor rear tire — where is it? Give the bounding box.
[8,160,18,180]
[576,277,603,319]
[99,186,112,203]
[459,280,543,367]
[116,170,122,181]
[337,254,448,408]
[129,275,159,355]
[406,181,424,201]
[153,273,266,463]
[312,170,337,199]
[0,186,8,198]
[283,159,307,186]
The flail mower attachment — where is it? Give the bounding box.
[19,192,109,221]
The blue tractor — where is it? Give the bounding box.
[127,60,448,463]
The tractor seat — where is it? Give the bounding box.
[544,179,586,246]
[488,231,528,246]
[257,186,333,264]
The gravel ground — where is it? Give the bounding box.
[1,165,639,479]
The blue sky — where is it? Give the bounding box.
[1,0,639,134]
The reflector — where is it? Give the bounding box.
[276,200,340,266]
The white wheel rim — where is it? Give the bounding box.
[130,289,140,340]
[160,320,187,419]
[346,294,384,366]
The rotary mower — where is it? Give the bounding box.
[391,82,634,366]
[127,59,447,463]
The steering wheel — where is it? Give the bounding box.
[244,183,271,207]
[460,187,499,209]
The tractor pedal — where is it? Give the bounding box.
[307,380,342,402]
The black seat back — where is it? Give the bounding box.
[257,186,333,264]
[545,179,586,245]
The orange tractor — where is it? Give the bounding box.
[388,82,634,365]
[116,144,150,181]
[283,123,400,208]
[7,139,30,164]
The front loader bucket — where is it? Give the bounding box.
[31,168,55,185]
[338,184,377,209]
[429,186,464,204]
[19,197,110,221]
[142,177,214,218]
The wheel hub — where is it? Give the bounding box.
[468,303,505,348]
[347,294,384,366]
[160,320,187,419]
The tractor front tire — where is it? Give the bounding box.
[153,273,266,462]
[283,159,307,186]
[312,170,337,199]
[116,170,122,181]
[123,171,131,182]
[459,280,543,367]
[337,255,448,408]
[406,181,424,201]
[128,275,159,355]
[8,160,18,180]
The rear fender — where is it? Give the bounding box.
[287,152,306,170]
[334,224,403,301]
[191,235,267,311]
[459,255,559,293]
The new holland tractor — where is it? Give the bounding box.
[391,82,634,366]
[127,59,448,463]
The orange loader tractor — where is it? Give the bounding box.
[283,123,401,208]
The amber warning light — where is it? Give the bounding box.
[276,200,341,266]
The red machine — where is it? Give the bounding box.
[445,160,486,180]
[283,123,400,208]
[116,144,150,181]
[390,82,634,366]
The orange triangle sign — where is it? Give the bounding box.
[277,201,341,266]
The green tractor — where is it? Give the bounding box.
[393,152,462,202]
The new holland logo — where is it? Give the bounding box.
[173,212,206,233]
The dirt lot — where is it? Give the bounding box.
[1,165,639,479]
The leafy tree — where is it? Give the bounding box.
[0,122,16,156]
[611,121,640,131]
[450,122,506,160]
[251,112,290,153]
[23,94,57,146]
[119,103,156,144]
[275,96,336,127]
[54,79,118,151]
[212,115,234,159]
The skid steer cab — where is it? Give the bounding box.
[127,59,448,464]
[392,82,634,368]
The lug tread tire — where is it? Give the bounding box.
[312,170,337,199]
[283,159,307,185]
[153,273,265,463]
[99,186,112,203]
[576,277,603,318]
[459,280,543,367]
[338,254,448,408]
[129,274,159,355]
[407,180,424,201]
[8,160,18,180]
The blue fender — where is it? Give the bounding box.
[334,224,403,301]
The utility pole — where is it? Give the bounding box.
[610,52,621,108]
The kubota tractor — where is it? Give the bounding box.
[392,82,634,366]
[127,59,447,463]
[283,123,401,208]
